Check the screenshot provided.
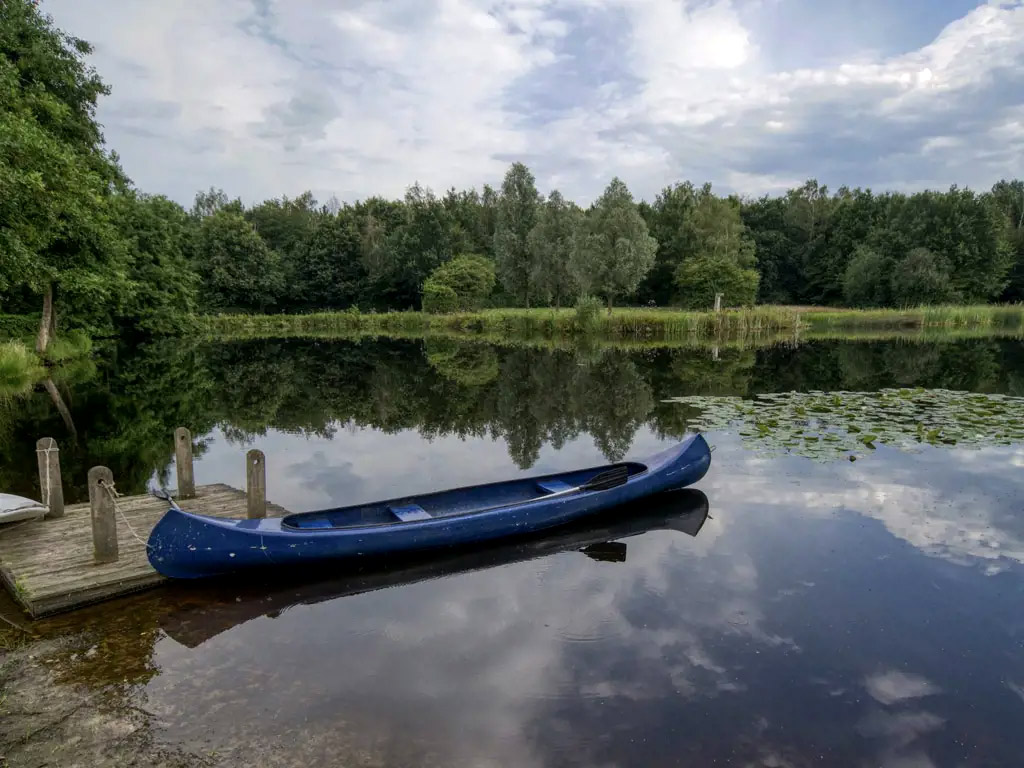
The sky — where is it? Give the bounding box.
[41,0,1024,207]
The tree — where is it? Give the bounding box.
[421,254,496,312]
[672,188,758,308]
[675,255,759,309]
[292,211,364,309]
[785,179,834,303]
[494,162,540,306]
[636,182,699,306]
[193,211,283,312]
[385,183,458,309]
[527,190,581,309]
[890,247,951,306]
[842,246,890,307]
[0,0,128,351]
[421,281,459,314]
[190,187,235,219]
[111,193,198,335]
[811,187,881,304]
[869,188,1013,303]
[989,180,1024,301]
[571,178,657,312]
[248,192,318,248]
[741,196,795,304]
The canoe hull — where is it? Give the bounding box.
[148,434,711,579]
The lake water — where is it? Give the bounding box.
[2,335,1024,766]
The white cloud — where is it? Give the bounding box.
[865,670,941,706]
[39,0,1024,211]
[702,439,1024,572]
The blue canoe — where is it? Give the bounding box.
[147,433,711,579]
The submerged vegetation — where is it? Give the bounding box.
[667,389,1024,461]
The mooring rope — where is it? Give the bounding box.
[98,479,152,550]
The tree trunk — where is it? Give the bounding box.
[43,378,77,440]
[555,294,561,312]
[607,295,613,315]
[36,283,54,355]
[525,293,530,309]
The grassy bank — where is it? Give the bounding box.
[202,306,804,340]
[0,341,46,396]
[0,331,95,398]
[802,304,1024,330]
[203,304,1024,342]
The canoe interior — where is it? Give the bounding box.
[282,461,648,531]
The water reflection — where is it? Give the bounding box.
[161,488,709,648]
[5,413,1019,765]
[4,335,1024,764]
[1,336,1023,503]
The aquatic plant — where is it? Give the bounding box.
[665,388,1024,460]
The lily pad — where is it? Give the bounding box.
[665,388,1024,461]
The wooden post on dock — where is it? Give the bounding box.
[87,466,118,563]
[35,437,65,519]
[174,427,196,499]
[246,449,266,519]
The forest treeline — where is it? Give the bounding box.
[3,0,1024,349]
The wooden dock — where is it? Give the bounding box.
[0,432,289,617]
[0,484,290,617]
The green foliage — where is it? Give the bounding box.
[0,341,44,395]
[528,191,582,309]
[675,254,760,309]
[193,211,283,312]
[889,247,951,306]
[494,162,540,306]
[292,212,365,309]
[636,182,699,306]
[0,314,38,337]
[572,178,657,311]
[421,254,496,312]
[674,189,759,309]
[112,192,198,334]
[573,295,604,334]
[842,246,891,307]
[990,179,1024,302]
[425,339,499,386]
[0,1,127,334]
[868,187,1012,303]
[421,281,459,314]
[40,328,92,362]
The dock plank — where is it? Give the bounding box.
[0,484,291,617]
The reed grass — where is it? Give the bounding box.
[802,304,1024,329]
[203,304,1024,343]
[202,306,805,341]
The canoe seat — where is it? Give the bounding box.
[389,503,432,522]
[537,479,574,495]
[302,518,334,529]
